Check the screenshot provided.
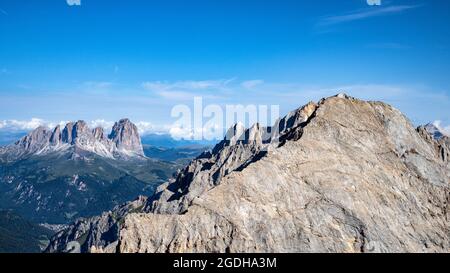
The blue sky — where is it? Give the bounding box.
[0,0,449,137]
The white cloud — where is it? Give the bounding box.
[169,125,194,140]
[89,119,114,130]
[433,120,450,137]
[241,80,264,90]
[47,121,69,129]
[66,0,81,6]
[168,123,223,141]
[135,121,156,135]
[0,118,47,131]
[318,5,420,26]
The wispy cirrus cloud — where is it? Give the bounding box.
[89,119,114,130]
[142,79,235,100]
[66,0,81,6]
[241,80,264,90]
[318,5,420,26]
[142,79,234,92]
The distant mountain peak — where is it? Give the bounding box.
[424,123,445,140]
[109,118,144,156]
[2,118,145,161]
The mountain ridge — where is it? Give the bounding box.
[0,119,190,224]
[0,118,145,162]
[46,94,450,253]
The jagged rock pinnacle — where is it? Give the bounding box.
[109,118,144,157]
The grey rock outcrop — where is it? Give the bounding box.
[46,94,450,253]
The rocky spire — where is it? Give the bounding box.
[226,122,245,144]
[72,120,90,141]
[108,118,144,156]
[50,125,62,145]
[61,122,74,144]
[245,123,263,145]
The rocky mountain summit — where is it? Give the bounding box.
[0,118,145,161]
[46,94,449,253]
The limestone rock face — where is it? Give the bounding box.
[47,95,450,253]
[14,126,52,155]
[92,127,105,141]
[61,122,74,144]
[143,100,320,215]
[45,196,148,253]
[417,125,450,164]
[50,125,62,145]
[0,119,145,161]
[109,119,144,157]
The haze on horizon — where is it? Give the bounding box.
[0,0,449,138]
